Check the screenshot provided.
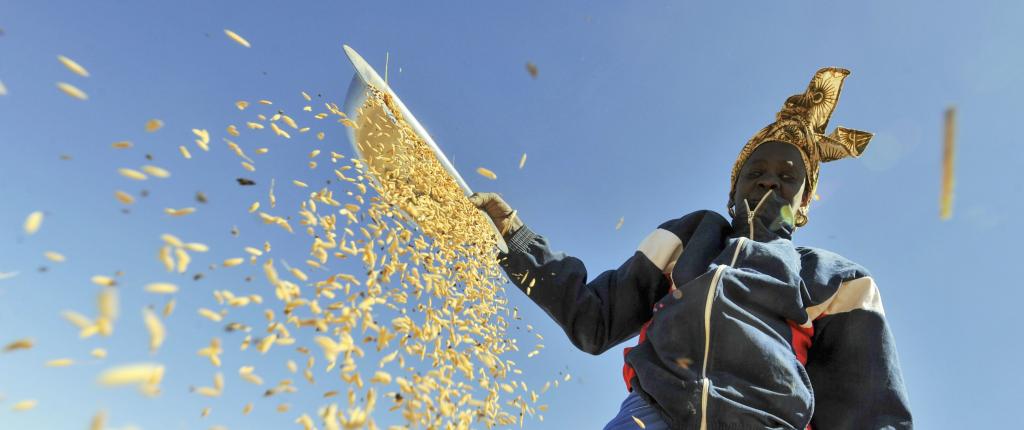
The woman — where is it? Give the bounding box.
[470,68,912,429]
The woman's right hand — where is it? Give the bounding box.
[468,192,524,239]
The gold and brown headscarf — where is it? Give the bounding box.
[728,67,873,226]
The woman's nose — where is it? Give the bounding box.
[757,178,780,190]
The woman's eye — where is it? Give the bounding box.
[746,171,762,179]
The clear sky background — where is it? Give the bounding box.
[1,1,1022,429]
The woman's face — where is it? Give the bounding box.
[732,141,807,214]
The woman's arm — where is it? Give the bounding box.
[469,193,710,355]
[497,224,672,355]
[805,277,913,429]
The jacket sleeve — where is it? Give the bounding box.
[805,277,913,429]
[497,222,679,355]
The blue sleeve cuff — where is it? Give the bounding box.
[505,224,539,255]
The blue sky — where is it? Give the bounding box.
[2,1,1023,428]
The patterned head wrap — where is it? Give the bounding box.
[728,67,873,226]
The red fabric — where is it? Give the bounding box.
[801,314,824,430]
[621,319,653,391]
[622,347,636,391]
[788,320,814,365]
[623,273,674,391]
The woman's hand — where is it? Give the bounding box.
[468,192,524,239]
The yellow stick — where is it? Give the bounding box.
[940,107,956,220]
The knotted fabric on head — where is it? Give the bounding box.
[728,67,873,226]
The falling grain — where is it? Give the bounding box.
[239,366,264,385]
[114,191,135,204]
[56,82,88,100]
[118,168,148,181]
[3,338,33,352]
[11,400,37,411]
[57,55,90,77]
[96,363,164,387]
[163,299,176,318]
[224,29,251,48]
[24,211,44,235]
[45,358,74,367]
[476,167,497,180]
[184,242,208,252]
[164,207,197,217]
[141,165,171,179]
[198,308,223,322]
[143,308,166,353]
[144,119,164,132]
[43,251,65,263]
[526,62,539,78]
[89,410,107,430]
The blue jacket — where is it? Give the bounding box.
[497,200,912,430]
